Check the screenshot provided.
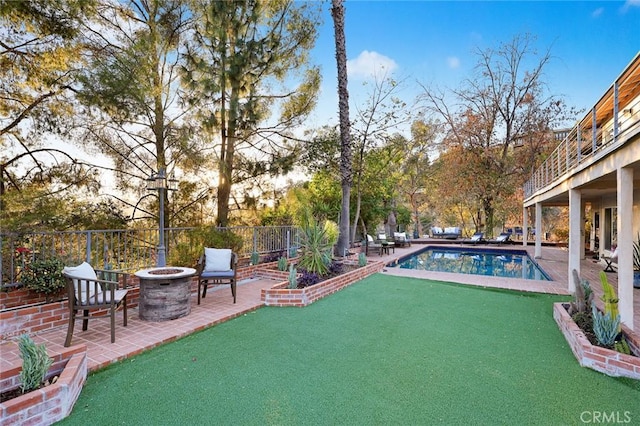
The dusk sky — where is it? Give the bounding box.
[306,0,640,129]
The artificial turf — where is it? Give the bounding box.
[60,274,640,425]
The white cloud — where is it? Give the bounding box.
[347,50,398,80]
[591,7,604,18]
[447,56,461,69]
[622,0,640,12]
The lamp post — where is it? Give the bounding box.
[146,168,178,267]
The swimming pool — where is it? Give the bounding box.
[391,246,551,281]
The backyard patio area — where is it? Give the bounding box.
[2,242,638,372]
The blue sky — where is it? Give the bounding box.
[305,0,640,129]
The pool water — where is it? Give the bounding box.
[392,246,551,281]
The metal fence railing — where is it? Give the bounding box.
[524,72,640,199]
[1,226,300,288]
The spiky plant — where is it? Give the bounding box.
[277,256,288,272]
[591,305,620,348]
[599,271,619,329]
[18,334,52,394]
[297,220,332,275]
[288,264,297,289]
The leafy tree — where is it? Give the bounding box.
[0,0,98,214]
[349,75,411,242]
[183,0,321,227]
[76,0,208,229]
[396,119,440,237]
[420,34,569,236]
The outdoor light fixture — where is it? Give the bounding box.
[147,168,178,267]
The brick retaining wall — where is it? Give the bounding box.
[553,303,640,379]
[0,345,87,426]
[261,261,385,307]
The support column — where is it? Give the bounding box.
[535,202,542,259]
[522,206,529,248]
[617,167,634,330]
[568,189,582,293]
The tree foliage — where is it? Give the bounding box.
[0,0,99,218]
[420,34,571,236]
[76,0,206,229]
[183,0,321,226]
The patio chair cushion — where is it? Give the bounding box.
[78,290,128,306]
[204,247,232,272]
[201,269,235,279]
[63,262,98,304]
[394,232,407,241]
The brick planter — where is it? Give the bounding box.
[0,345,87,425]
[553,303,640,379]
[261,261,385,307]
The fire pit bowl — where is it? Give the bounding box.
[134,267,196,321]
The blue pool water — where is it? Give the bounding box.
[392,246,550,281]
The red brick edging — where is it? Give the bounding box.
[261,261,385,306]
[0,344,87,426]
[553,303,640,379]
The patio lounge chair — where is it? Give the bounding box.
[365,234,382,255]
[462,232,484,244]
[393,232,411,247]
[602,247,618,272]
[196,248,238,304]
[62,262,129,347]
[490,232,512,245]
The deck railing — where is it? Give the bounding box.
[524,111,639,199]
[524,55,640,199]
[0,226,300,288]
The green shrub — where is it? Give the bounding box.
[571,311,593,335]
[277,256,288,271]
[20,257,66,296]
[18,334,53,394]
[168,227,243,267]
[614,338,631,355]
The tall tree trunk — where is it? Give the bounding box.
[350,174,362,243]
[332,0,352,256]
[483,196,495,237]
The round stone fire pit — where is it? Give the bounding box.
[134,267,196,321]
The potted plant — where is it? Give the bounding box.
[633,233,640,288]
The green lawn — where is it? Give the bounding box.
[60,274,640,425]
